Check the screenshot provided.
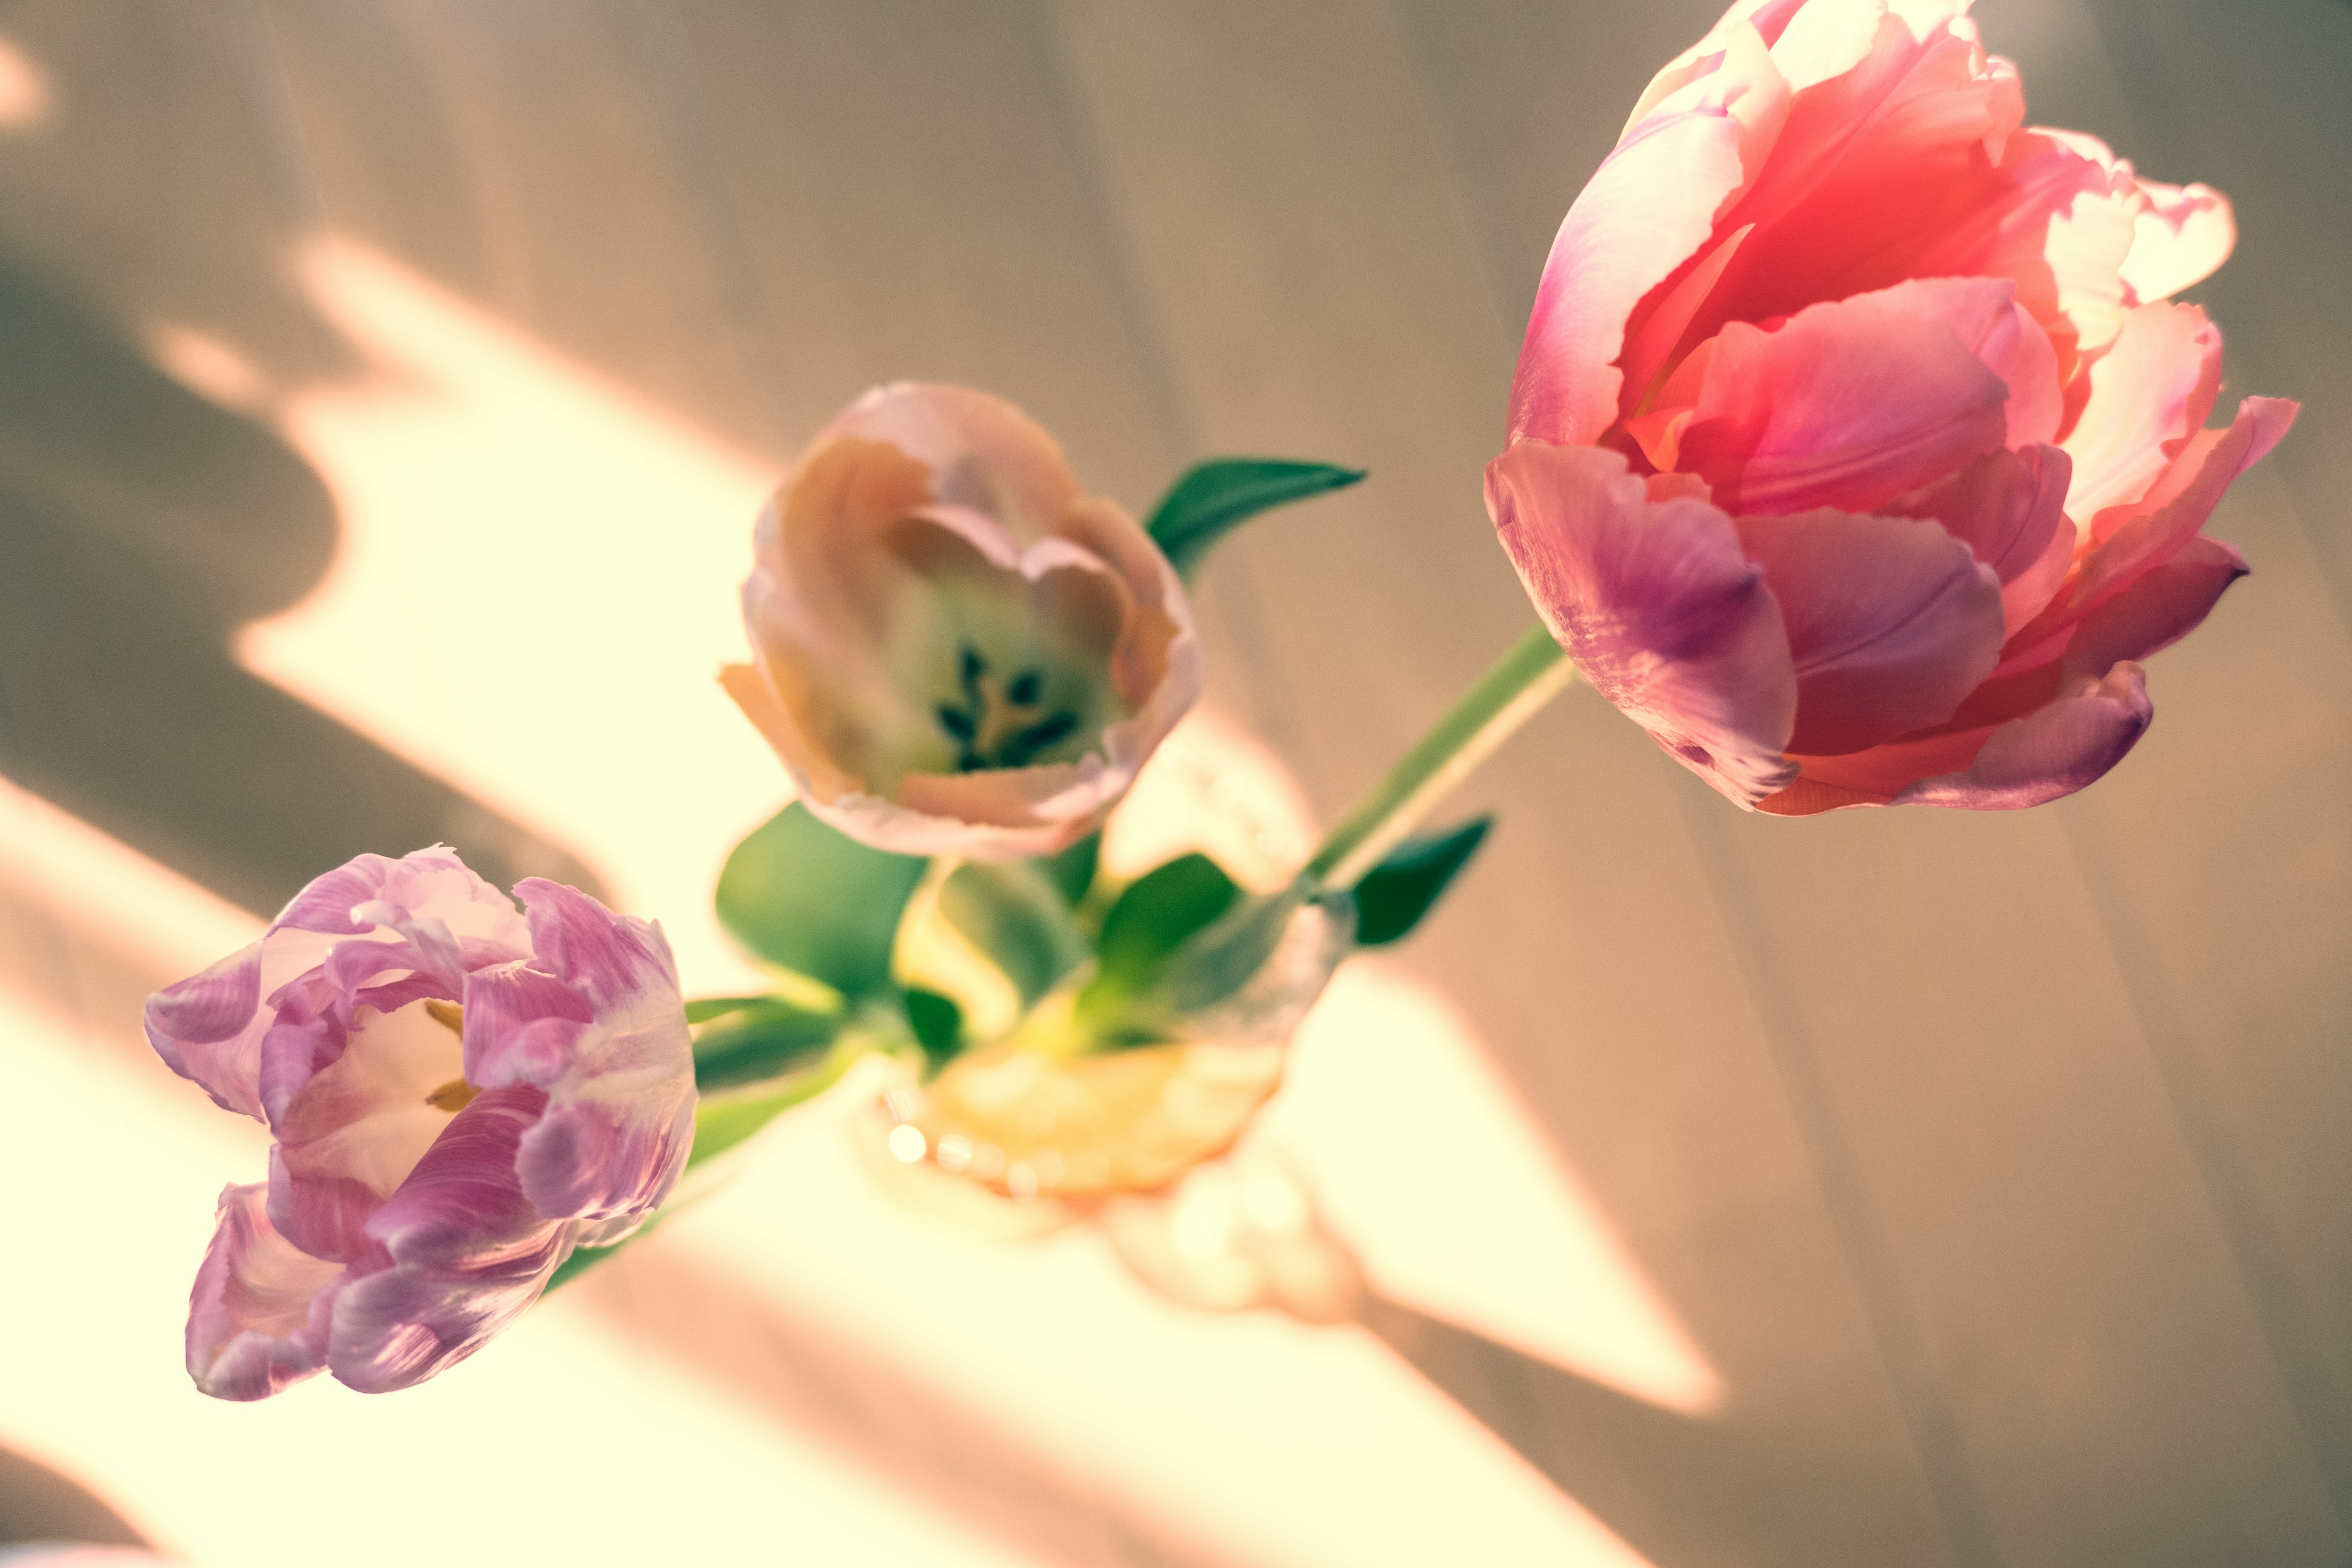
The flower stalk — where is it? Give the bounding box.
[1305,623,1575,891]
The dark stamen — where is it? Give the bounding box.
[959,644,987,706]
[999,710,1079,768]
[1007,669,1043,706]
[935,704,976,742]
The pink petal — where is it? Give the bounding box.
[1907,128,2138,379]
[819,382,1085,541]
[1678,278,2015,514]
[330,1086,568,1395]
[2066,534,2248,674]
[2123,179,2235,304]
[1894,661,2154,809]
[2075,395,2295,608]
[1510,102,1752,446]
[1886,445,2076,636]
[2062,302,2223,519]
[186,1183,341,1401]
[1684,15,2027,337]
[1488,441,1797,804]
[1738,508,2004,754]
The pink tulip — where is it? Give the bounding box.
[723,382,1200,857]
[145,848,694,1399]
[1488,0,2294,812]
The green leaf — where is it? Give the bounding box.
[1048,831,1101,905]
[692,999,840,1092]
[1352,816,1492,946]
[938,860,1090,1006]
[1080,853,1240,1027]
[684,995,772,1025]
[715,802,927,995]
[902,987,965,1065]
[1145,459,1365,578]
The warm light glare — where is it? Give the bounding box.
[0,34,53,130]
[1272,963,1725,1416]
[239,236,788,997]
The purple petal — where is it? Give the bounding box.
[477,882,696,1223]
[1489,442,1798,805]
[186,1183,341,1401]
[1894,662,2154,810]
[1738,508,2005,755]
[329,1086,568,1395]
[144,942,266,1120]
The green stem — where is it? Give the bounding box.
[1305,623,1576,891]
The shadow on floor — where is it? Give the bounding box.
[0,1445,146,1550]
[0,247,599,916]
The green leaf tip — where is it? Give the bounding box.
[1352,816,1492,947]
[902,987,965,1065]
[692,998,839,1092]
[715,802,927,997]
[1146,458,1366,578]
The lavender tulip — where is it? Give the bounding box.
[146,848,694,1399]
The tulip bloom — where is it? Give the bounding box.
[145,848,694,1399]
[724,382,1200,857]
[1488,0,2293,812]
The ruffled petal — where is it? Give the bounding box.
[1678,278,2015,514]
[1679,12,2028,338]
[2073,395,2295,609]
[2123,179,2234,304]
[1887,445,2075,635]
[268,992,471,1262]
[2062,302,2223,520]
[187,1183,341,1401]
[144,942,266,1120]
[1738,508,2004,753]
[473,881,694,1224]
[2066,534,2248,673]
[329,1086,568,1395]
[1489,442,1797,804]
[1511,103,1753,446]
[1894,661,2153,809]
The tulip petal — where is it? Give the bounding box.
[1489,442,1797,804]
[1679,279,2014,514]
[268,991,472,1262]
[2123,180,2234,304]
[2075,395,2295,608]
[1894,661,2153,809]
[2062,302,2223,520]
[491,881,694,1224]
[1684,13,2028,337]
[145,942,267,1120]
[2066,534,2248,674]
[330,1086,568,1395]
[1887,445,2075,635]
[187,1183,339,1401]
[1738,508,2004,753]
[1511,104,1752,447]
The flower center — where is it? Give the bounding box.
[421,999,480,1113]
[933,642,1082,772]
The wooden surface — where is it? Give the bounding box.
[0,2,2344,1564]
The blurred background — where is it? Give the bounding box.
[0,1,2345,1564]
